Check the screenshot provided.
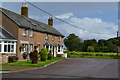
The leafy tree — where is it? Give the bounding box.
[99,46,108,52]
[64,33,82,51]
[81,39,97,52]
[87,46,95,52]
[98,39,107,46]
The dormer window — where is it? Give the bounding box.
[30,30,33,36]
[58,36,61,42]
[52,35,54,41]
[23,28,27,36]
[46,34,48,40]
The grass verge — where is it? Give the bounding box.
[67,51,120,59]
[0,69,11,71]
[2,57,64,67]
[68,54,120,59]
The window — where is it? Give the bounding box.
[2,41,16,53]
[46,34,48,40]
[23,28,27,36]
[30,30,33,36]
[58,46,60,52]
[30,44,33,51]
[52,35,54,41]
[58,36,61,42]
[0,44,1,52]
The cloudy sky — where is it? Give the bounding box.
[2,2,118,40]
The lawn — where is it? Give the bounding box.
[2,57,64,67]
[68,51,120,59]
[0,69,11,71]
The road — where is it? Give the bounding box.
[2,58,119,78]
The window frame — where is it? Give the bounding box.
[58,36,61,42]
[29,30,33,37]
[23,28,27,36]
[52,35,54,41]
[0,41,16,53]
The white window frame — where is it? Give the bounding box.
[58,36,61,42]
[52,35,54,41]
[30,30,33,37]
[0,40,16,53]
[58,45,61,52]
[23,28,27,36]
[46,34,48,40]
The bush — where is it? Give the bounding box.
[29,50,38,64]
[8,56,18,63]
[39,48,48,61]
[22,52,28,59]
[67,53,71,57]
[48,53,53,60]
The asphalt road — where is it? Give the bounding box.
[2,58,119,78]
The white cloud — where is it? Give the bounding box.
[55,13,118,40]
[56,13,73,19]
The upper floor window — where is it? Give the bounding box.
[30,30,33,36]
[46,34,48,40]
[52,35,54,41]
[58,36,61,42]
[23,28,27,36]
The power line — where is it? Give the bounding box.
[24,0,117,36]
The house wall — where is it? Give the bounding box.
[17,28,64,60]
[1,11,19,38]
[1,11,64,60]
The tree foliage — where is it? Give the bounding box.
[64,33,82,51]
[64,34,119,53]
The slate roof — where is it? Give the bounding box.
[1,8,64,37]
[0,26,17,40]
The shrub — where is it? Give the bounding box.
[67,53,71,57]
[8,56,18,63]
[39,48,48,61]
[22,52,28,59]
[29,50,38,64]
[48,53,53,60]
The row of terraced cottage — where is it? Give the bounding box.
[0,3,65,63]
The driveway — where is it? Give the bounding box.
[2,58,119,78]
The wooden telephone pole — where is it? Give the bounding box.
[117,31,119,56]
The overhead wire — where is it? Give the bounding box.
[24,0,117,36]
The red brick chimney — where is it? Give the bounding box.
[48,17,53,26]
[21,3,28,17]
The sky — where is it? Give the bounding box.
[2,2,119,40]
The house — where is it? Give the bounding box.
[0,26,17,63]
[0,3,64,62]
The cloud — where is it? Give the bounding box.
[55,13,118,40]
[56,13,73,19]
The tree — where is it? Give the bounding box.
[81,39,97,52]
[64,33,82,51]
[87,46,95,52]
[98,39,107,46]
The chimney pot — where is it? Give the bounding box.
[22,3,25,7]
[21,3,28,17]
[25,3,28,7]
[48,17,53,26]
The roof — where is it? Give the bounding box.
[1,8,64,37]
[0,26,17,40]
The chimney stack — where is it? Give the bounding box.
[21,3,28,17]
[48,17,53,26]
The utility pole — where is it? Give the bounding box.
[27,28,30,61]
[117,31,119,56]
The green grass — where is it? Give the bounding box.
[0,69,11,71]
[2,57,64,67]
[68,51,120,59]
